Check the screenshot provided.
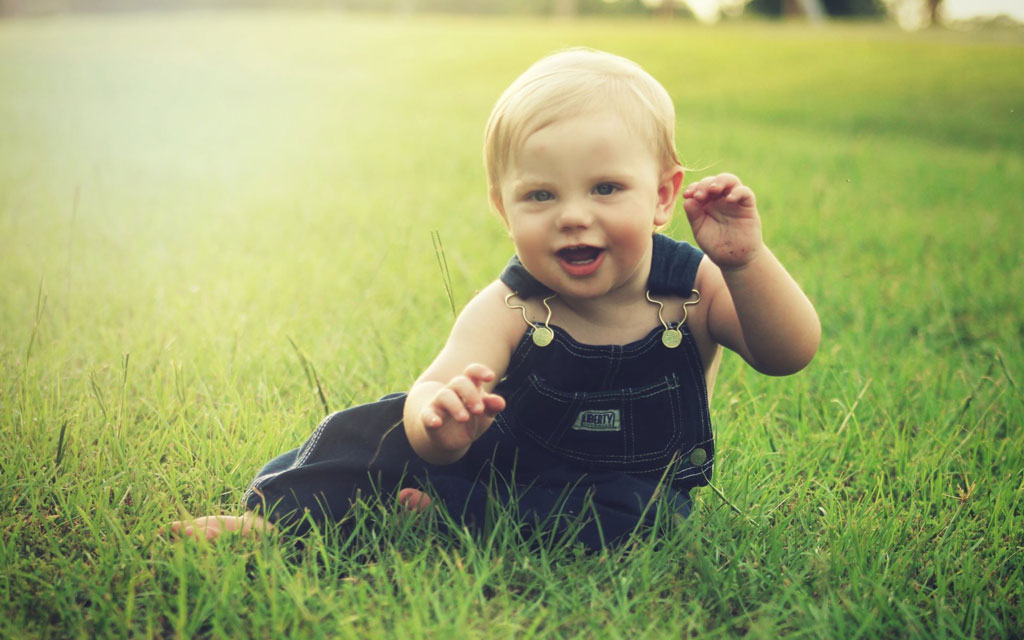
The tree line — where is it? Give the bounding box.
[1,0,896,18]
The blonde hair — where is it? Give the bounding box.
[484,48,680,199]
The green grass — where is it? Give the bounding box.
[2,11,1022,639]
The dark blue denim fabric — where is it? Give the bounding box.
[244,236,711,549]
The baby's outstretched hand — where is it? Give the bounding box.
[419,364,506,457]
[682,173,764,271]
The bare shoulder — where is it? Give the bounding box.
[417,279,527,386]
[456,279,529,350]
[689,257,728,391]
[690,256,726,340]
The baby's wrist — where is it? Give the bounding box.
[716,242,770,275]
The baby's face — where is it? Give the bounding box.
[495,110,676,301]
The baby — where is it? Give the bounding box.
[172,48,820,548]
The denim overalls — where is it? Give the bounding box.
[244,235,713,548]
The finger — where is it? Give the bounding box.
[709,174,742,198]
[700,174,741,199]
[688,182,708,201]
[421,398,459,427]
[725,185,755,206]
[704,179,726,198]
[684,178,716,198]
[481,393,506,416]
[462,363,496,386]
[692,176,722,201]
[422,391,464,427]
[682,195,705,224]
[421,404,445,427]
[432,388,472,423]
[713,173,741,188]
[448,375,486,413]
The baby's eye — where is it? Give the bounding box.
[528,190,554,202]
[593,183,620,196]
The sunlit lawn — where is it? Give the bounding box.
[1,11,1022,638]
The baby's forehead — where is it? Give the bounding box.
[484,57,679,194]
[504,108,662,165]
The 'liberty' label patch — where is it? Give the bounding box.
[571,409,621,432]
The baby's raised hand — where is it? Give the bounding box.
[419,364,506,457]
[682,173,764,271]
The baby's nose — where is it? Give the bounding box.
[557,200,594,229]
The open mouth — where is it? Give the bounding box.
[556,245,605,276]
[557,245,603,264]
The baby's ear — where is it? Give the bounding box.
[655,167,684,226]
[490,186,509,226]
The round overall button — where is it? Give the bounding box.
[532,327,554,347]
[689,447,707,466]
[661,329,682,349]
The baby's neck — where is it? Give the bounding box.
[550,285,664,345]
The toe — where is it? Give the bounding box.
[398,488,432,512]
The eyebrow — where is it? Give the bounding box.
[508,177,552,192]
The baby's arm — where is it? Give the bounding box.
[683,173,820,375]
[403,281,518,465]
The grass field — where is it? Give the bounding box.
[1,10,1022,638]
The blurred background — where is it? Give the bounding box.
[2,0,1023,31]
[1,2,1021,636]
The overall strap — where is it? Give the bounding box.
[499,255,552,299]
[647,234,704,296]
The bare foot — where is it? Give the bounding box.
[397,488,432,513]
[168,512,272,542]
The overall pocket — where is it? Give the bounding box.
[500,372,687,471]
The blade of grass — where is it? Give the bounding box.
[88,370,108,423]
[117,353,130,440]
[25,278,47,365]
[54,419,68,469]
[431,229,457,320]
[287,336,330,415]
